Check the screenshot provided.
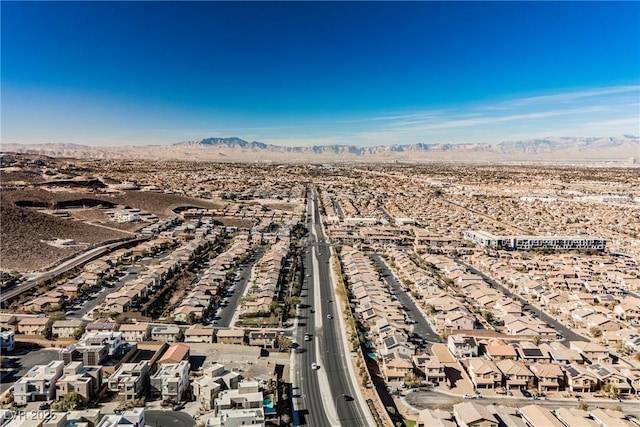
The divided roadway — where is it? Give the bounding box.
[292,187,371,426]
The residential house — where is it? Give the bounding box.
[0,314,17,329]
[563,364,598,393]
[0,330,15,353]
[248,331,278,348]
[413,355,446,384]
[17,317,50,335]
[587,314,621,332]
[158,343,190,365]
[55,361,102,401]
[150,360,190,402]
[107,361,150,402]
[151,325,180,343]
[14,361,64,404]
[554,408,600,427]
[86,318,117,333]
[514,342,547,363]
[24,296,63,312]
[569,341,612,365]
[586,364,632,396]
[416,409,456,427]
[193,363,240,411]
[541,342,582,365]
[444,311,475,332]
[96,408,145,427]
[448,334,478,358]
[467,358,502,390]
[529,363,564,393]
[184,324,215,343]
[483,340,517,361]
[119,323,150,343]
[380,335,415,358]
[590,408,635,427]
[214,381,263,415]
[381,352,414,383]
[78,331,123,356]
[52,319,85,339]
[496,359,534,390]
[452,402,498,427]
[518,405,565,427]
[216,329,245,345]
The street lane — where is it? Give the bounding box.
[457,258,588,343]
[292,190,333,427]
[1,237,145,304]
[309,186,370,426]
[369,253,441,347]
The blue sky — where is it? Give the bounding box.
[2,1,639,147]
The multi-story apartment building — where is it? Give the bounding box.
[464,230,606,251]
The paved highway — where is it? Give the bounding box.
[292,186,371,427]
[1,237,145,304]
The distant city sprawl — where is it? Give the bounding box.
[1,154,640,426]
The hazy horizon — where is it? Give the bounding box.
[2,2,639,147]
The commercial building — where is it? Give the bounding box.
[463,230,606,251]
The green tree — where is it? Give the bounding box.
[49,311,66,321]
[72,324,86,340]
[277,335,292,352]
[589,327,602,338]
[403,373,422,388]
[481,310,495,324]
[52,392,85,411]
[285,296,300,307]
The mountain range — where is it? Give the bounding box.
[3,135,639,163]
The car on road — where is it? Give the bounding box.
[463,394,476,399]
[65,311,75,316]
[304,333,311,341]
[326,314,333,319]
[311,362,319,370]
